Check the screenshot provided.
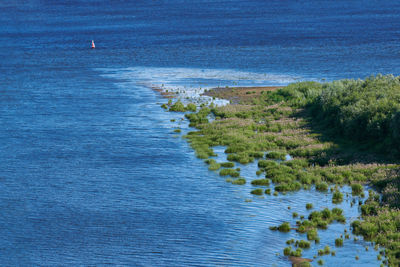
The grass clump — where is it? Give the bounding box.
[335,238,343,247]
[351,183,363,195]
[306,203,313,210]
[186,103,197,112]
[278,222,291,232]
[266,151,287,160]
[251,188,264,195]
[208,162,221,171]
[219,168,240,177]
[169,100,186,112]
[173,129,181,133]
[306,228,319,241]
[316,182,328,192]
[332,190,343,204]
[265,188,271,195]
[221,162,235,168]
[251,179,270,186]
[231,178,246,185]
[297,240,311,249]
[258,159,278,168]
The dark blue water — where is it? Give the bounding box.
[1,1,398,265]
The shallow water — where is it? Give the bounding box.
[1,0,398,265]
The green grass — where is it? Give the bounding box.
[208,162,221,171]
[351,183,363,196]
[266,151,287,160]
[251,179,270,186]
[335,238,343,247]
[221,162,235,168]
[251,188,264,195]
[219,168,240,177]
[179,77,400,266]
[332,190,343,204]
[231,178,246,185]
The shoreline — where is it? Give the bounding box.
[164,79,400,266]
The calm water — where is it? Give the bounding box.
[1,1,399,266]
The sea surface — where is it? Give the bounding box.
[1,1,399,266]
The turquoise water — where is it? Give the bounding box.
[1,1,398,265]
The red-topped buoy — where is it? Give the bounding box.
[91,40,95,49]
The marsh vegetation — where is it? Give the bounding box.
[169,75,400,266]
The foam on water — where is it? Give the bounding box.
[99,67,303,106]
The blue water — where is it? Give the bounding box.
[1,1,399,265]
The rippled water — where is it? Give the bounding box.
[1,0,398,265]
